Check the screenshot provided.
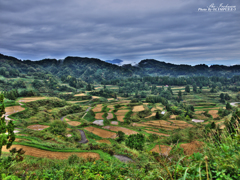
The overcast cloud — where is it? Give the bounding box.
[0,0,239,65]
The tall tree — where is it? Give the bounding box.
[185,85,190,93]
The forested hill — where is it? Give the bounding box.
[0,53,240,82]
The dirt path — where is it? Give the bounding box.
[2,145,99,160]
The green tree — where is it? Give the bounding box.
[226,102,232,110]
[185,85,190,93]
[116,131,125,143]
[155,111,160,119]
[0,94,15,156]
[224,93,231,100]
[193,84,197,93]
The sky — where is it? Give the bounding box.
[0,0,239,65]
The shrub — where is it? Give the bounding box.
[68,154,80,165]
[125,133,145,150]
[49,120,67,135]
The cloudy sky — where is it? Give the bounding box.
[0,0,239,65]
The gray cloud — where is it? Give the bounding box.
[0,0,239,65]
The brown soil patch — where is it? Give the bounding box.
[143,103,149,105]
[107,113,113,119]
[150,145,172,156]
[67,128,72,131]
[84,126,116,138]
[151,107,163,112]
[195,111,204,114]
[97,139,111,144]
[74,93,87,97]
[168,120,194,128]
[107,105,115,109]
[170,115,177,119]
[208,110,219,118]
[142,120,190,130]
[2,145,100,160]
[107,98,114,101]
[115,110,129,116]
[67,121,81,126]
[111,121,118,125]
[92,104,103,112]
[132,105,145,112]
[180,141,204,155]
[145,112,156,118]
[62,92,72,94]
[27,125,49,131]
[92,96,101,99]
[5,106,25,116]
[116,116,125,122]
[18,97,47,103]
[145,130,170,136]
[172,86,185,89]
[95,113,104,119]
[103,126,138,135]
[132,123,147,127]
[65,118,70,122]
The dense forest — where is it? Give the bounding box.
[1,53,240,84]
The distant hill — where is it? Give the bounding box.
[0,53,240,82]
[105,59,123,65]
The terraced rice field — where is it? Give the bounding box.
[95,113,104,119]
[103,126,138,135]
[169,115,177,119]
[144,130,170,136]
[145,112,156,118]
[74,93,87,96]
[27,125,49,130]
[67,121,81,126]
[92,96,101,99]
[5,106,25,120]
[116,116,125,122]
[62,92,72,94]
[18,97,47,102]
[151,107,163,112]
[208,110,219,118]
[140,120,193,130]
[2,145,100,160]
[107,105,115,109]
[106,113,113,119]
[111,121,118,125]
[92,104,103,112]
[168,120,194,128]
[180,141,204,155]
[132,105,145,112]
[115,109,129,116]
[150,145,172,155]
[84,126,116,138]
[132,123,147,127]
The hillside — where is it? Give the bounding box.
[1,53,240,83]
